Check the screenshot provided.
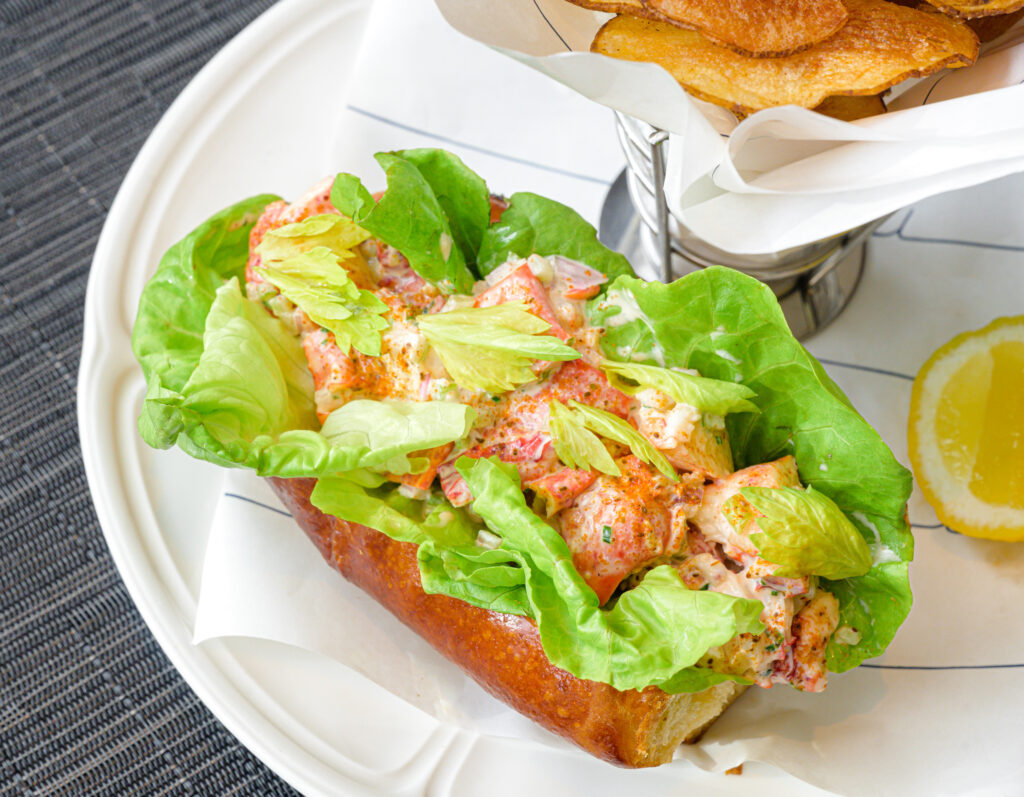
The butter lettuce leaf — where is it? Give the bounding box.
[477,191,634,283]
[822,563,913,671]
[454,456,761,691]
[133,194,281,449]
[395,148,491,271]
[320,399,475,476]
[179,277,317,438]
[587,268,914,672]
[311,456,761,693]
[133,201,472,478]
[311,476,532,617]
[152,281,472,476]
[331,152,476,294]
[601,358,758,415]
[417,303,580,392]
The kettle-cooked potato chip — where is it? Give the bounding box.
[924,0,1024,18]
[591,0,979,114]
[647,0,848,56]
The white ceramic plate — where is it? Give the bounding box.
[78,0,835,793]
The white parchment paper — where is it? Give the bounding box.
[193,1,1024,793]
[435,0,1024,253]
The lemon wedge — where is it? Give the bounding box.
[908,316,1024,541]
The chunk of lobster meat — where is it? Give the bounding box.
[438,434,557,507]
[394,443,454,492]
[630,388,733,479]
[744,558,810,600]
[468,360,630,460]
[705,632,787,687]
[783,591,839,693]
[675,547,796,642]
[246,200,288,301]
[246,177,338,286]
[280,176,339,222]
[525,468,597,516]
[543,360,631,418]
[674,549,799,639]
[438,460,474,507]
[474,263,570,341]
[693,455,801,560]
[557,456,701,605]
[675,552,762,602]
[483,255,599,333]
[303,329,359,422]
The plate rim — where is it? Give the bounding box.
[74,1,413,794]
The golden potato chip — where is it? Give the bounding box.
[646,0,848,57]
[814,94,886,121]
[924,0,1024,18]
[591,0,979,114]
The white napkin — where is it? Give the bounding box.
[435,0,1024,253]
[193,1,1024,793]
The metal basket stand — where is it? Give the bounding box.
[599,113,882,340]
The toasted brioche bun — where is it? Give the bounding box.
[268,476,748,768]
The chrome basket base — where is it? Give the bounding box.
[598,167,870,341]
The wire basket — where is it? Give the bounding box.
[602,112,883,339]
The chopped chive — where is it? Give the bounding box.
[601,525,613,544]
[699,583,710,591]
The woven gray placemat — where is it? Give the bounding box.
[0,1,298,794]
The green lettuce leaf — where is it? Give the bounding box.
[476,191,635,283]
[311,476,533,617]
[256,247,390,356]
[454,456,762,691]
[394,148,490,271]
[132,200,473,478]
[417,303,580,392]
[330,152,476,294]
[565,400,677,481]
[600,358,758,415]
[132,194,282,449]
[822,563,912,671]
[319,399,476,476]
[312,455,761,693]
[587,268,914,672]
[165,295,475,474]
[730,486,873,580]
[548,400,620,476]
[180,277,317,436]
